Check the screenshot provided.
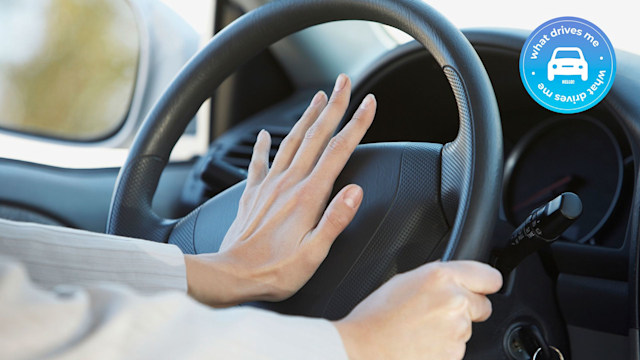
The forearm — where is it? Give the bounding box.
[333,320,369,360]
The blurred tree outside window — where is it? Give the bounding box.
[0,0,139,141]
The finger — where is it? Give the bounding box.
[290,74,351,174]
[310,94,376,183]
[270,91,328,173]
[466,292,493,322]
[446,261,503,295]
[246,130,271,187]
[304,184,363,249]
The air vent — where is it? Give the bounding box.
[222,126,289,171]
[199,126,292,196]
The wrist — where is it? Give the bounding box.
[333,319,369,360]
[184,252,247,307]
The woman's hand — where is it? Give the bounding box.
[334,261,503,360]
[185,74,377,307]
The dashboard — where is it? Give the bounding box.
[180,29,639,357]
[349,39,634,252]
[187,30,634,252]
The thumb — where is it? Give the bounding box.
[307,184,363,249]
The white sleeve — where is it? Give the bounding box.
[0,219,349,359]
[0,257,348,360]
[0,218,186,293]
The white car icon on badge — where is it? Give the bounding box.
[547,47,588,81]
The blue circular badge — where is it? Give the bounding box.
[520,17,616,114]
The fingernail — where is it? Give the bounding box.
[359,94,376,110]
[344,186,362,209]
[311,91,326,106]
[334,74,347,92]
[257,129,266,140]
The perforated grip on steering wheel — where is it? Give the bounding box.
[107,0,503,263]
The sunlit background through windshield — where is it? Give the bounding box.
[387,0,639,55]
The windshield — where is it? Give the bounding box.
[384,0,638,55]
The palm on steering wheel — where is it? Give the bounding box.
[108,0,502,323]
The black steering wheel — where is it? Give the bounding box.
[108,0,502,320]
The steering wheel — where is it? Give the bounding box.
[108,0,502,320]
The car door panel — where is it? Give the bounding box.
[0,159,192,233]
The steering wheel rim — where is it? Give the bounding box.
[108,0,502,306]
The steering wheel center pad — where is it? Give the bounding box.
[173,143,450,317]
[108,0,503,319]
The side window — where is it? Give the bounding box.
[0,0,139,141]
